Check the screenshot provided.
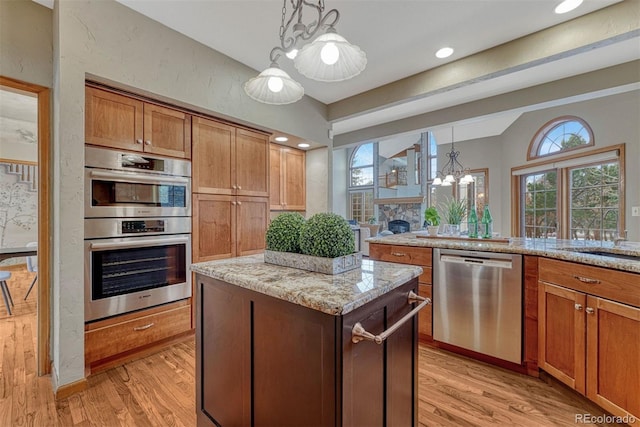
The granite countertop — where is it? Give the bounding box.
[367,233,640,274]
[191,254,423,316]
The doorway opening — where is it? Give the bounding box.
[0,76,51,375]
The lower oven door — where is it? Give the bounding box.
[84,234,191,322]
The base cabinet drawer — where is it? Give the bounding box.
[85,303,191,367]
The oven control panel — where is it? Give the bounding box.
[121,220,166,234]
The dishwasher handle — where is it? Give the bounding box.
[440,254,513,269]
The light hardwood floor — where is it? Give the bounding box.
[0,267,622,426]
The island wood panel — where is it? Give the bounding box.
[418,283,433,341]
[142,103,191,159]
[196,274,419,427]
[538,257,640,307]
[85,86,144,152]
[192,194,236,261]
[586,296,640,423]
[235,128,270,197]
[192,117,235,195]
[523,255,539,376]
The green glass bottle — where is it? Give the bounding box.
[481,205,493,239]
[468,205,479,238]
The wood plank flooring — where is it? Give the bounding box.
[0,267,625,426]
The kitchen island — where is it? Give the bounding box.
[192,254,425,427]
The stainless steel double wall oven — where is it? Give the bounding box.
[84,146,192,322]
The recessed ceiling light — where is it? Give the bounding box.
[274,136,288,142]
[435,47,454,59]
[555,0,582,14]
[297,143,310,148]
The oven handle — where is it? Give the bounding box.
[89,236,189,250]
[89,169,189,185]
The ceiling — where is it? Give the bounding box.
[33,0,638,147]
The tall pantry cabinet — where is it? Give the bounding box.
[191,116,270,262]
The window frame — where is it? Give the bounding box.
[511,144,625,240]
[348,143,376,222]
[527,115,594,161]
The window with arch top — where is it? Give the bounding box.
[528,116,594,161]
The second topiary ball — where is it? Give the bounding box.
[265,212,306,253]
[299,213,355,258]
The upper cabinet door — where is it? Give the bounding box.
[143,103,191,159]
[282,148,306,211]
[235,129,269,197]
[192,117,236,195]
[269,145,283,210]
[85,87,144,152]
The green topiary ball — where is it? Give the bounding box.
[265,212,306,253]
[299,213,355,258]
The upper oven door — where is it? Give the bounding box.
[85,168,191,218]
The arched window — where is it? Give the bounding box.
[528,116,593,160]
[350,142,374,187]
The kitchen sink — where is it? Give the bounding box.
[561,248,640,262]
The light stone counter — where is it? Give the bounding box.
[191,254,423,315]
[367,233,640,274]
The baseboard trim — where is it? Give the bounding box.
[55,378,88,400]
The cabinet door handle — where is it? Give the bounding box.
[352,291,430,344]
[573,275,600,284]
[391,252,406,257]
[585,307,595,315]
[575,304,583,311]
[144,140,152,145]
[133,322,154,331]
[135,139,143,144]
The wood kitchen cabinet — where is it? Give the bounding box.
[538,258,639,425]
[192,193,268,262]
[196,273,419,427]
[269,144,306,211]
[85,300,192,373]
[369,243,433,341]
[85,86,191,159]
[192,116,269,197]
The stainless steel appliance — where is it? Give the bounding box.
[433,248,523,364]
[84,146,191,218]
[84,217,191,322]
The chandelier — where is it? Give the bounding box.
[244,0,367,105]
[432,127,474,186]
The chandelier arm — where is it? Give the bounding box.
[269,48,284,64]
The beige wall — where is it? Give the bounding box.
[305,147,330,216]
[0,0,53,88]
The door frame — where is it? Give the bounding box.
[0,76,51,375]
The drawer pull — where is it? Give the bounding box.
[133,322,155,331]
[585,307,595,315]
[352,291,431,344]
[573,275,600,284]
[575,304,583,311]
[391,252,406,257]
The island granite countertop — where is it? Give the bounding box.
[367,233,640,274]
[191,254,423,316]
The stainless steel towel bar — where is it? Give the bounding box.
[351,291,431,344]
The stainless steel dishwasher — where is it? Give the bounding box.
[433,248,523,364]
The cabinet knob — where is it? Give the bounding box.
[585,307,595,315]
[144,140,151,145]
[135,139,143,144]
[237,201,242,206]
[575,304,583,311]
[232,185,237,189]
[232,201,236,205]
[237,185,242,190]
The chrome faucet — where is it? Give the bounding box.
[614,229,628,246]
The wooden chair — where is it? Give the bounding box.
[0,271,14,315]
